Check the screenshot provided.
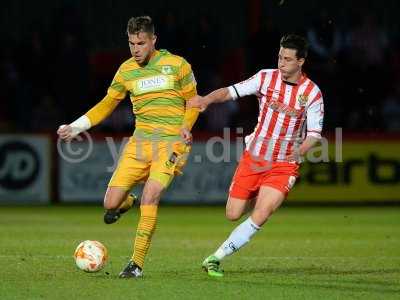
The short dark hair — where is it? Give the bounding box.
[280,34,309,59]
[127,16,155,35]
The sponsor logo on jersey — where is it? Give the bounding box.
[137,75,169,92]
[267,100,303,117]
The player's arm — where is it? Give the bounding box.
[179,59,200,143]
[194,88,232,111]
[58,67,127,141]
[57,95,121,141]
[188,72,260,111]
[297,136,320,156]
[297,93,324,157]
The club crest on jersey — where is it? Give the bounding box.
[297,94,308,106]
[161,65,173,74]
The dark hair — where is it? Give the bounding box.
[280,34,309,59]
[127,16,155,35]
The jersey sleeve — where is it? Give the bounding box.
[306,91,324,139]
[228,71,263,100]
[179,59,197,100]
[107,66,127,100]
[85,94,120,127]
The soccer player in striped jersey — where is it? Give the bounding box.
[57,16,199,278]
[188,34,324,277]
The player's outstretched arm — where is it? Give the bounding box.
[288,136,321,162]
[57,94,121,141]
[298,136,320,156]
[187,88,231,111]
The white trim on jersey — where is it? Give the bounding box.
[305,94,324,139]
[228,86,240,100]
[228,70,275,100]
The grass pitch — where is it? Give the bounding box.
[0,205,399,299]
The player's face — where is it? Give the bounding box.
[128,32,156,65]
[278,47,305,79]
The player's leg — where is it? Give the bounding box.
[202,197,251,278]
[215,164,298,257]
[103,187,128,224]
[119,180,164,278]
[224,151,260,221]
[119,193,137,213]
[251,186,285,226]
[132,178,164,265]
[119,178,166,278]
[103,188,137,224]
[103,186,128,210]
[203,161,298,277]
[104,138,148,224]
[250,162,299,226]
[203,152,260,276]
[212,186,285,259]
[203,187,285,277]
[225,196,256,221]
[120,141,184,278]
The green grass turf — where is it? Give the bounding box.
[0,205,399,300]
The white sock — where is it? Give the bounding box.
[214,217,260,260]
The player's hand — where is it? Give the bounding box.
[287,149,302,163]
[187,95,209,112]
[180,127,193,145]
[57,125,76,142]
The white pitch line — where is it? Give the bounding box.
[0,255,399,260]
[241,256,400,260]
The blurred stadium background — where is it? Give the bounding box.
[0,0,400,299]
[0,0,399,204]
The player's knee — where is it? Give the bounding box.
[141,190,161,205]
[141,195,158,205]
[226,209,242,221]
[103,187,127,210]
[141,180,164,205]
[103,199,119,210]
[103,194,124,210]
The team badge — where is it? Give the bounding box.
[161,65,173,75]
[297,94,308,106]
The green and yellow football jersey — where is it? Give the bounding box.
[107,49,197,138]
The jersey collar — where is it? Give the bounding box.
[281,71,307,86]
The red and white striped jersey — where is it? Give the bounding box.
[228,69,324,162]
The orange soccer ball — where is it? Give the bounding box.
[73,240,108,272]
